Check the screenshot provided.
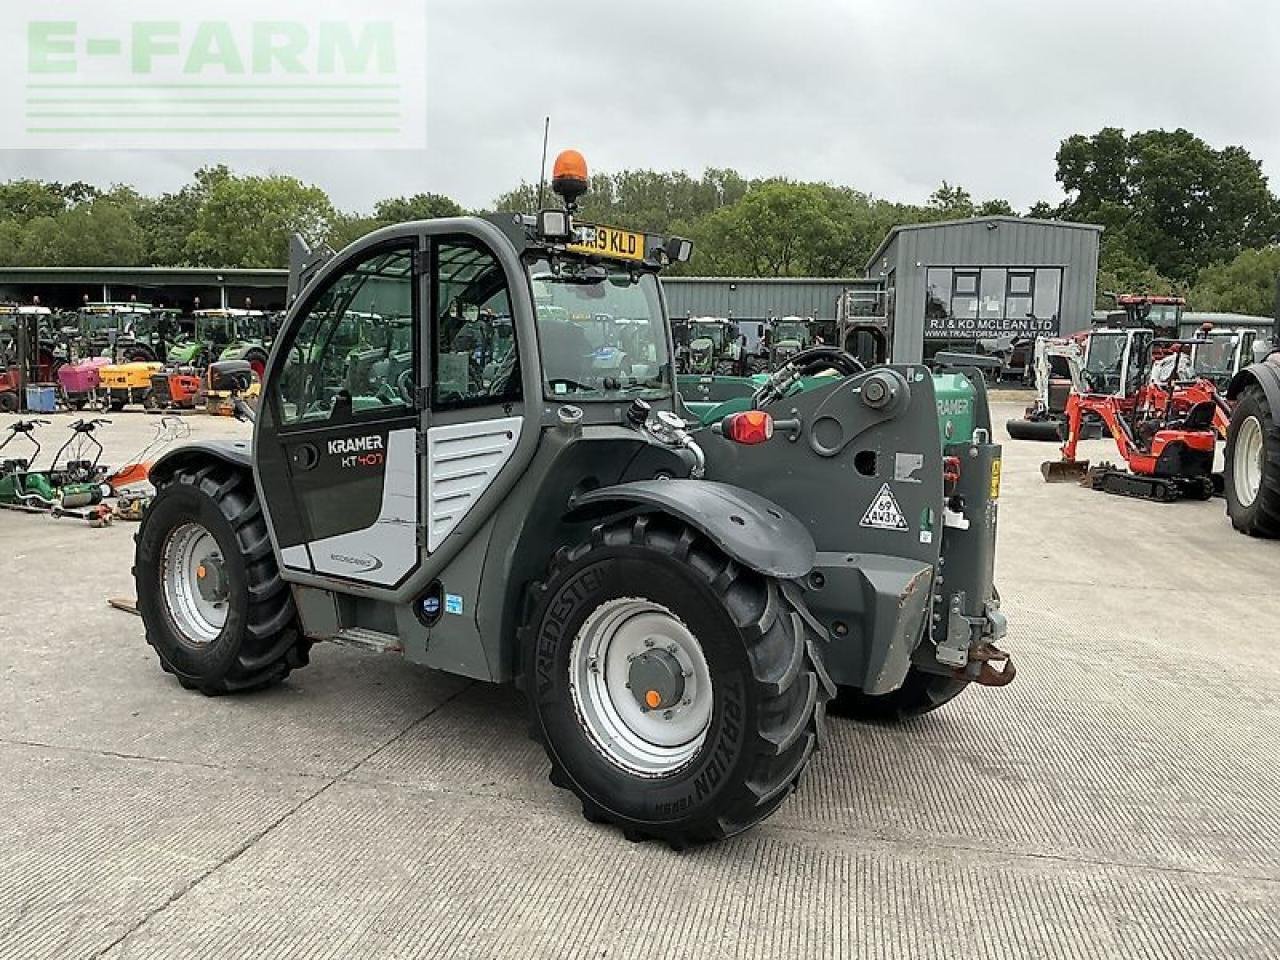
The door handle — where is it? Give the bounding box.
[292,443,319,471]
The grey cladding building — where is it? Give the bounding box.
[864,216,1102,361]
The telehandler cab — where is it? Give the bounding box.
[134,150,1012,846]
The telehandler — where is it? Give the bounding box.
[134,150,1012,846]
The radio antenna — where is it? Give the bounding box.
[536,116,551,209]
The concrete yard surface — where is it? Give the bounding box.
[1,403,1278,959]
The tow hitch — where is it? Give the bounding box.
[957,641,1016,687]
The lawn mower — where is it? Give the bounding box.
[132,149,1011,848]
[1042,331,1219,502]
[0,418,112,517]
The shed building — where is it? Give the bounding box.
[863,216,1102,363]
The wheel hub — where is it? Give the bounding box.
[194,555,227,604]
[570,598,713,777]
[160,522,230,646]
[629,648,686,712]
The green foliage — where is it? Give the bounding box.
[1055,127,1279,283]
[1192,246,1280,316]
[185,173,336,268]
[0,127,1275,309]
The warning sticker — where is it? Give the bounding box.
[860,483,909,531]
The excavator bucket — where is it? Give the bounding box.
[1041,459,1090,483]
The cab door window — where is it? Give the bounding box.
[275,245,417,426]
[432,239,521,410]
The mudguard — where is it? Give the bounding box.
[1227,359,1280,411]
[567,479,816,579]
[148,439,253,486]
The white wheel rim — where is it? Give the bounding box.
[1234,415,1264,508]
[161,522,229,645]
[569,597,713,778]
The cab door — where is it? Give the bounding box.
[255,240,425,588]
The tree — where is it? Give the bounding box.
[1192,246,1280,316]
[1055,127,1280,282]
[928,182,974,219]
[185,173,336,268]
[374,193,464,223]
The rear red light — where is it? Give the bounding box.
[943,456,961,485]
[722,410,774,445]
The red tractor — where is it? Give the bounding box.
[1042,329,1220,502]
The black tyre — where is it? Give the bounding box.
[134,462,310,694]
[829,668,968,723]
[142,391,160,412]
[522,515,831,847]
[1005,417,1062,442]
[0,391,16,414]
[1225,384,1280,537]
[108,393,127,411]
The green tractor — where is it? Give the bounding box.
[768,316,814,369]
[132,150,1012,847]
[679,317,744,376]
[167,308,273,377]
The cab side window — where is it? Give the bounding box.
[433,239,521,409]
[275,245,416,426]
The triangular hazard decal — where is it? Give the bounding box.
[860,483,909,531]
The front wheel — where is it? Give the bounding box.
[1225,384,1280,537]
[134,462,310,694]
[522,516,830,847]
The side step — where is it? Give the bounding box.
[330,627,403,654]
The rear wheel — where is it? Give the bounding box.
[829,669,968,723]
[134,462,310,694]
[522,515,830,847]
[1225,384,1280,537]
[0,391,16,414]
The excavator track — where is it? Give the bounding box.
[1081,464,1213,503]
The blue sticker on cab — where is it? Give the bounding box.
[444,594,464,615]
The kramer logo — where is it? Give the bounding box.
[328,435,384,456]
[6,1,427,150]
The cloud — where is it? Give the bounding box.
[1,0,1277,215]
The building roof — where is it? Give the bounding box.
[864,216,1105,275]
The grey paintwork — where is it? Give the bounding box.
[568,479,817,579]
[149,214,1001,697]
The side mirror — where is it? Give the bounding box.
[208,359,253,393]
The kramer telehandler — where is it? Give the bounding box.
[134,150,1012,847]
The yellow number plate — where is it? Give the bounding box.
[568,224,645,262]
[990,459,1002,500]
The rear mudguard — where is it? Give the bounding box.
[567,479,816,579]
[148,440,252,486]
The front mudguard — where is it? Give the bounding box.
[567,479,815,579]
[148,440,252,487]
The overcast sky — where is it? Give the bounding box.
[2,0,1278,214]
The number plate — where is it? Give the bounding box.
[568,224,646,262]
[990,459,1002,499]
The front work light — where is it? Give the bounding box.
[665,236,694,263]
[537,209,571,240]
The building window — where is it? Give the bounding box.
[923,266,1064,340]
[950,271,979,320]
[1006,270,1034,323]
